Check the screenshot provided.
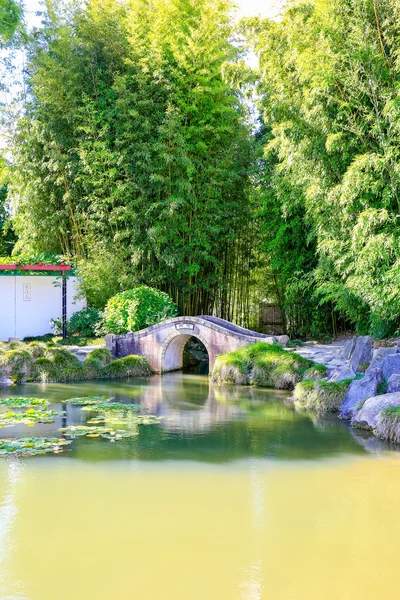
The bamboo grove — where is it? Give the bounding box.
[2,0,400,337]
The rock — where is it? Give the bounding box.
[350,336,373,372]
[276,335,290,347]
[351,392,400,430]
[387,374,400,393]
[368,346,400,371]
[381,353,400,380]
[341,337,356,361]
[328,364,356,382]
[339,368,383,420]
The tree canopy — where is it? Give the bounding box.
[4,0,400,336]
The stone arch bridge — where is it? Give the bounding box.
[106,316,288,373]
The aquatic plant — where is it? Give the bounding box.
[0,408,61,428]
[87,413,161,426]
[0,397,49,407]
[293,379,353,413]
[60,425,141,441]
[81,401,144,412]
[212,342,313,389]
[66,396,113,406]
[0,437,72,456]
[375,407,400,444]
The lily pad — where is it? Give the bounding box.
[59,425,139,441]
[0,397,49,407]
[81,401,144,412]
[0,437,72,456]
[65,396,113,406]
[0,408,61,429]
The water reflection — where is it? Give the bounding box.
[0,373,378,462]
[0,461,24,597]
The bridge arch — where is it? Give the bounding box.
[160,330,210,373]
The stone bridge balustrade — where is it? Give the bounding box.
[106,316,289,373]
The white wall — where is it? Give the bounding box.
[0,276,86,340]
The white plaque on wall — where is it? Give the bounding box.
[175,323,194,330]
[23,283,31,302]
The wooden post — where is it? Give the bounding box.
[62,274,67,339]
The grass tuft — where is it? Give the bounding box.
[211,342,313,389]
[293,379,352,413]
[375,407,400,444]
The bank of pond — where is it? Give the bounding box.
[1,339,400,450]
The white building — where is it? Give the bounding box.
[0,269,86,340]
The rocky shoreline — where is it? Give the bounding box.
[292,336,400,445]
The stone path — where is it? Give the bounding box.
[288,339,348,368]
[65,345,105,362]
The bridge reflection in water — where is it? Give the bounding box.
[0,372,383,461]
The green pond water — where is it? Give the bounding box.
[0,372,400,600]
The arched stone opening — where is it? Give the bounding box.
[161,333,210,373]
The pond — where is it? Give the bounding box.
[0,372,399,600]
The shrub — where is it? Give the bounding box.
[46,348,79,368]
[26,342,47,358]
[293,379,353,413]
[103,286,178,334]
[50,307,104,338]
[84,348,113,367]
[103,355,152,378]
[69,307,104,337]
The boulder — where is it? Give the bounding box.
[350,336,373,372]
[341,337,356,361]
[351,393,400,430]
[368,346,400,371]
[387,374,400,394]
[328,364,356,382]
[381,353,400,380]
[276,335,290,347]
[339,368,383,420]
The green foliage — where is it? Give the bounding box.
[293,379,353,413]
[69,307,103,337]
[103,286,178,334]
[247,0,400,337]
[0,0,22,44]
[10,0,253,319]
[211,342,313,388]
[51,307,104,338]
